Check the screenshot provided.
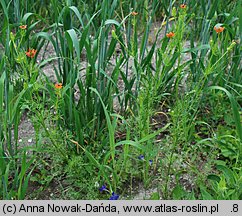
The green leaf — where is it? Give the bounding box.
[209,86,242,158]
[149,192,160,200]
[34,32,56,51]
[89,87,115,162]
[115,140,145,150]
[69,6,84,27]
[172,185,185,200]
[0,0,9,20]
[21,13,34,23]
[200,187,214,200]
[207,0,220,19]
[141,42,156,68]
[0,147,6,174]
[182,44,210,53]
[139,123,170,143]
[239,0,242,43]
[65,29,80,63]
[0,72,4,115]
[207,174,221,183]
[81,147,100,168]
[216,165,236,186]
[104,19,121,27]
[79,10,100,52]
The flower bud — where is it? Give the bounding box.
[111,30,118,39]
[172,7,176,17]
[227,41,236,51]
[10,32,15,41]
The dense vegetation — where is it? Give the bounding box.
[0,0,241,200]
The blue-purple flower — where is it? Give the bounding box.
[138,155,145,160]
[149,160,153,165]
[109,192,119,200]
[99,185,107,192]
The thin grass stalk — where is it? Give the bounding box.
[90,87,116,190]
[13,0,20,24]
[0,71,5,151]
[164,0,173,35]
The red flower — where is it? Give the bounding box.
[26,49,37,58]
[166,32,175,38]
[131,11,138,16]
[19,25,27,30]
[180,4,187,9]
[214,26,225,33]
[55,83,63,89]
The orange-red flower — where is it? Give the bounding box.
[166,32,175,38]
[19,25,27,30]
[26,49,37,58]
[214,26,225,33]
[55,83,63,89]
[131,11,138,16]
[180,4,187,9]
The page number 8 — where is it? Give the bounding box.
[232,204,238,212]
